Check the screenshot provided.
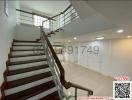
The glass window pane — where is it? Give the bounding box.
[34,15,49,28]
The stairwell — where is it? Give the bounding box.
[1,26,93,100]
[1,3,94,99]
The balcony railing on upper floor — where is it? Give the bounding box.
[49,4,79,31]
[16,4,79,32]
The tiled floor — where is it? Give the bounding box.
[62,61,114,98]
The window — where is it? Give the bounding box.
[34,15,49,28]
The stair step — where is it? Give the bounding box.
[7,68,50,81]
[8,64,49,76]
[8,58,47,66]
[10,55,46,62]
[12,51,45,56]
[13,47,39,50]
[14,40,40,43]
[5,76,53,96]
[11,53,45,58]
[4,80,55,100]
[12,49,45,51]
[13,46,43,50]
[6,72,52,89]
[27,87,58,100]
[8,61,47,70]
[13,44,42,46]
[39,91,60,100]
[14,43,41,45]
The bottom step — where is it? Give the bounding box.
[5,81,56,100]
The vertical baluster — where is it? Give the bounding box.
[87,91,89,97]
[32,14,33,25]
[60,85,63,100]
[49,20,51,31]
[52,20,53,31]
[75,88,77,100]
[60,14,62,27]
[59,15,60,29]
[51,20,53,31]
[64,13,65,26]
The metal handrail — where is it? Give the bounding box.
[40,26,93,100]
[61,15,78,26]
[16,9,53,19]
[61,11,77,22]
[16,4,78,30]
[16,9,55,27]
[41,5,73,27]
[19,14,33,19]
[42,4,79,32]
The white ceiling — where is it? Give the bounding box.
[20,0,70,16]
[20,0,132,42]
[50,0,132,42]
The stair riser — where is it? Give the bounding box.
[5,76,53,96]
[12,51,45,56]
[14,43,41,45]
[10,55,46,62]
[13,46,43,50]
[7,68,50,81]
[8,61,47,70]
[27,87,57,100]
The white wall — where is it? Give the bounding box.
[64,38,132,80]
[0,0,18,97]
[14,24,41,41]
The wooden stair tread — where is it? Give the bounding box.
[12,49,45,51]
[39,91,60,100]
[11,53,45,58]
[8,64,49,76]
[13,45,42,46]
[14,40,40,43]
[5,81,55,100]
[5,72,52,89]
[8,58,47,66]
[21,87,58,100]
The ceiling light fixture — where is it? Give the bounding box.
[73,37,77,40]
[96,37,104,40]
[117,29,124,33]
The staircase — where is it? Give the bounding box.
[3,40,60,100]
[1,27,93,100]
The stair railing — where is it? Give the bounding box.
[40,4,93,100]
[16,4,79,33]
[42,4,79,33]
[16,9,55,27]
[40,26,93,100]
